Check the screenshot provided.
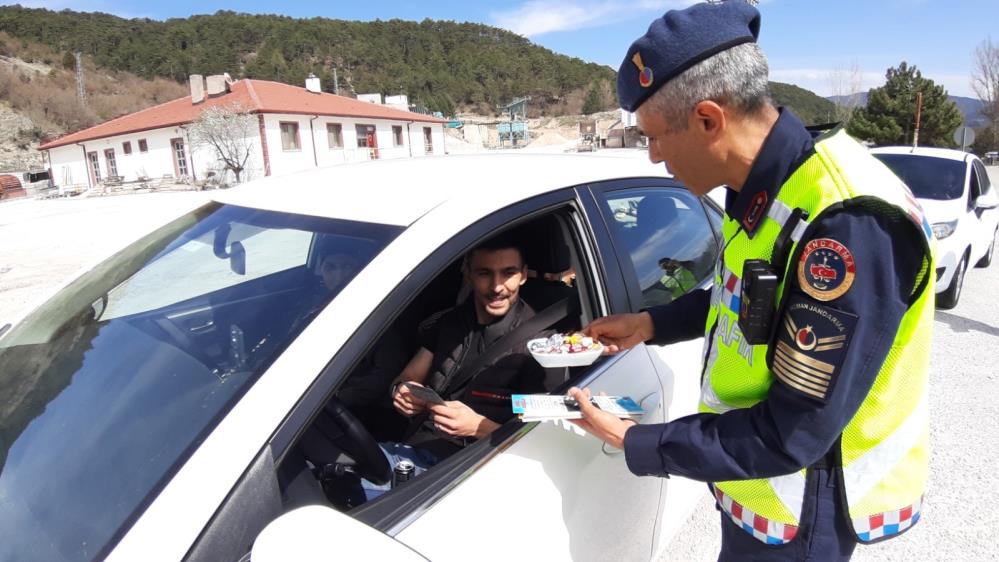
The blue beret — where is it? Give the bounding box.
[617,1,761,112]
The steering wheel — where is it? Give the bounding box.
[324,397,392,485]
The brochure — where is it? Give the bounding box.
[511,394,644,422]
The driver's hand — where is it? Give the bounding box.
[582,311,654,354]
[392,382,428,417]
[429,401,499,439]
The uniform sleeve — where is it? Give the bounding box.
[624,208,926,480]
[646,287,712,346]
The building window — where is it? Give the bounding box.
[392,125,404,147]
[104,148,118,178]
[122,141,132,155]
[327,123,343,149]
[423,127,433,154]
[280,122,301,151]
[356,124,378,159]
[138,139,148,153]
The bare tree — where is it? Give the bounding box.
[828,60,865,125]
[188,103,256,184]
[971,37,999,149]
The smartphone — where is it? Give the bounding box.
[403,382,446,405]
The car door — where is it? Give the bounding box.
[391,193,666,562]
[585,179,724,546]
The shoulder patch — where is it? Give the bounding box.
[797,238,856,301]
[772,294,858,402]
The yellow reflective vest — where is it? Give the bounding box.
[699,129,935,544]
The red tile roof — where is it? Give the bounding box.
[39,79,447,150]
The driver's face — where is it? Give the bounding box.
[464,248,526,323]
[320,253,359,291]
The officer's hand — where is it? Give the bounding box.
[429,400,500,439]
[392,382,427,417]
[582,312,654,354]
[567,387,637,449]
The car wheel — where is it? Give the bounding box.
[975,229,995,268]
[937,253,967,309]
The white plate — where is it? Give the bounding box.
[527,338,604,368]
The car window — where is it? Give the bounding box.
[0,203,401,562]
[872,153,966,200]
[973,160,992,195]
[970,164,982,208]
[102,226,313,319]
[602,188,718,308]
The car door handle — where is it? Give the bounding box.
[188,320,215,333]
[601,391,659,456]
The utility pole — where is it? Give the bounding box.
[333,68,339,95]
[913,91,923,148]
[74,51,86,107]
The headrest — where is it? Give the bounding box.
[636,194,678,227]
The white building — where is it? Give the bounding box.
[39,75,448,192]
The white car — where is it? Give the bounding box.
[0,154,724,562]
[871,146,999,308]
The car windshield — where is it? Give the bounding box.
[0,202,400,562]
[872,153,966,200]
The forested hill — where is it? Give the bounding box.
[0,6,618,116]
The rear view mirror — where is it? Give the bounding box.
[229,241,246,275]
[252,506,428,561]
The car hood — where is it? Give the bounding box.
[915,196,964,225]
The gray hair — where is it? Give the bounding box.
[646,42,771,131]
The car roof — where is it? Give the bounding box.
[212,153,670,226]
[869,145,973,162]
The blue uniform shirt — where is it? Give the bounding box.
[626,109,924,481]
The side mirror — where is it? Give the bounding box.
[252,506,428,561]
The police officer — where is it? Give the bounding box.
[568,2,935,560]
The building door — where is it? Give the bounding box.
[87,151,101,184]
[104,149,118,179]
[355,124,378,160]
[423,127,433,155]
[171,138,189,178]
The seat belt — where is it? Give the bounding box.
[402,296,577,442]
[440,296,577,399]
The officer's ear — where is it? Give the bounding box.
[691,100,725,140]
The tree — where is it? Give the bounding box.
[188,103,256,184]
[848,62,963,147]
[581,84,602,115]
[971,37,999,154]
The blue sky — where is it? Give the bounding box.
[9,0,995,98]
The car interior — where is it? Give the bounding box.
[275,208,596,515]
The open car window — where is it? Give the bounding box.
[274,202,611,519]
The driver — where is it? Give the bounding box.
[362,234,548,498]
[318,250,361,292]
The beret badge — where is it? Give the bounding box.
[632,52,654,88]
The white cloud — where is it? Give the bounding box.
[491,0,695,37]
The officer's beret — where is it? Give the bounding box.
[617,1,761,112]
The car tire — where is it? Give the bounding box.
[975,229,995,268]
[937,253,967,309]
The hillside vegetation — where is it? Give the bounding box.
[769,82,837,125]
[0,6,618,116]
